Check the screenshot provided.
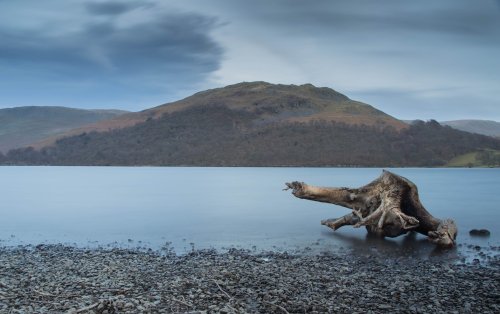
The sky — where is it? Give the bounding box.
[0,0,499,121]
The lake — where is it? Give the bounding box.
[0,167,498,261]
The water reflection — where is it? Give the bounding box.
[323,230,462,262]
[0,167,498,265]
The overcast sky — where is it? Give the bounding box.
[0,0,499,121]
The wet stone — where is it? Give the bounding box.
[0,245,498,313]
[469,229,491,237]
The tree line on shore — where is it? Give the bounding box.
[1,106,499,167]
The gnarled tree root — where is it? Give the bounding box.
[285,170,457,247]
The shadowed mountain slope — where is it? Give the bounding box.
[441,120,500,138]
[0,106,128,152]
[2,83,499,166]
[35,82,406,148]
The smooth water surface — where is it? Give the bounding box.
[0,167,498,260]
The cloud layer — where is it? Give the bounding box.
[0,0,499,120]
[192,0,500,120]
[0,0,223,109]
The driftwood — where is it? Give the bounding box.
[285,170,457,247]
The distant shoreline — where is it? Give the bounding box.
[0,164,499,168]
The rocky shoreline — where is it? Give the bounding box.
[0,245,499,313]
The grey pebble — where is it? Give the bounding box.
[0,245,497,313]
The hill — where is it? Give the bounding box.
[34,82,406,148]
[2,83,500,167]
[447,149,500,167]
[440,120,500,138]
[0,106,128,153]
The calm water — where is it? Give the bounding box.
[0,167,498,260]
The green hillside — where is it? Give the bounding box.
[1,83,499,167]
[447,149,500,167]
[0,106,128,152]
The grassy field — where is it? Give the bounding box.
[447,149,500,167]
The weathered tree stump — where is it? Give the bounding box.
[285,170,457,247]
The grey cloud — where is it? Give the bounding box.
[222,0,500,40]
[85,1,152,16]
[0,5,223,103]
[73,14,223,75]
[0,0,498,117]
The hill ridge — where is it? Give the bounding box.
[33,82,406,149]
[0,106,128,152]
[2,82,500,167]
[3,82,499,167]
[441,119,500,138]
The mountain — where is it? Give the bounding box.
[2,82,500,167]
[0,106,128,152]
[440,120,500,138]
[34,81,406,148]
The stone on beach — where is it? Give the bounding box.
[0,245,498,313]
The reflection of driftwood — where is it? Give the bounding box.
[285,170,457,247]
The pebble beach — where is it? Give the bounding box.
[0,244,499,313]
